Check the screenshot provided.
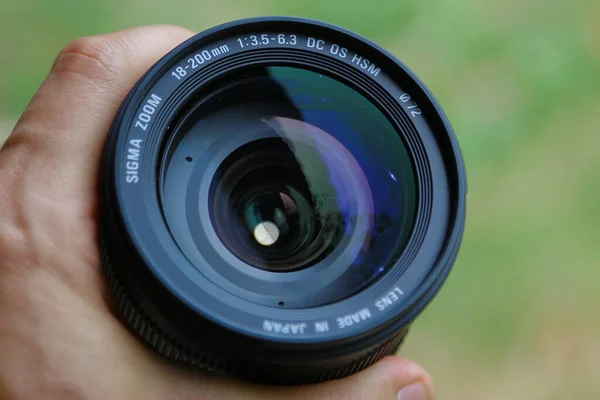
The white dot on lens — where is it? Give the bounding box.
[253,221,280,246]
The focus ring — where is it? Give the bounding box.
[101,240,232,375]
[101,239,408,383]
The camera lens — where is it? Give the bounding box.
[159,66,417,305]
[102,17,466,384]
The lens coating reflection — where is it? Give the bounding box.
[162,66,417,299]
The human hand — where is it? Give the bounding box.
[0,25,435,400]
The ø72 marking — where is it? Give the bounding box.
[399,93,422,117]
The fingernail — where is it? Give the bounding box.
[397,381,432,400]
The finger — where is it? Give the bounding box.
[0,25,195,206]
[0,26,194,293]
[151,356,436,400]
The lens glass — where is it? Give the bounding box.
[161,66,416,297]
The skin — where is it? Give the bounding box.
[0,25,436,400]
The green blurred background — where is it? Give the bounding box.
[1,0,599,398]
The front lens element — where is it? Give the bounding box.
[162,66,417,300]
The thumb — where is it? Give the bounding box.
[319,356,436,400]
[152,356,435,400]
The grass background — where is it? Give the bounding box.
[1,0,599,398]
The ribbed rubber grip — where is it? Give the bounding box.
[102,240,408,383]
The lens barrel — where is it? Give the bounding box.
[101,17,467,384]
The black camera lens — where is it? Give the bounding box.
[160,65,417,305]
[102,17,467,384]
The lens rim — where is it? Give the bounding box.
[102,17,467,347]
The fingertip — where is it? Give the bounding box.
[363,356,436,399]
[104,24,196,46]
[378,356,432,382]
[98,25,196,77]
